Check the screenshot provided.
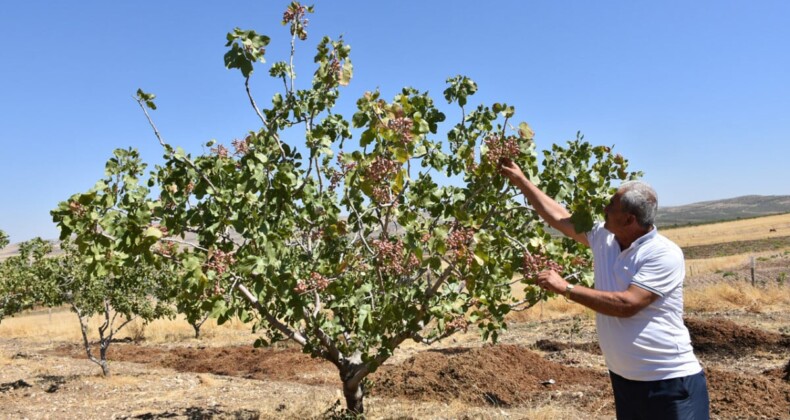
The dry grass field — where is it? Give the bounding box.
[1,215,789,419]
[661,213,790,247]
[661,213,790,277]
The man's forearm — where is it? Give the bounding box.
[565,284,656,318]
[500,160,587,244]
[513,177,574,234]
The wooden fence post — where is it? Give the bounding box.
[750,256,755,287]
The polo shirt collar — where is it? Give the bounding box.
[626,225,658,251]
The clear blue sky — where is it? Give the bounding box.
[2,1,789,243]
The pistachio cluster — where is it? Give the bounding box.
[294,272,331,294]
[447,227,475,265]
[372,238,418,276]
[387,116,414,144]
[205,250,236,276]
[522,253,563,281]
[484,134,520,166]
[366,156,399,203]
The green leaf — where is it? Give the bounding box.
[224,43,254,78]
[339,60,353,86]
[518,122,535,140]
[570,209,594,234]
[357,304,371,328]
[136,89,157,110]
[210,299,227,318]
[143,226,162,239]
[238,309,251,323]
[360,129,375,147]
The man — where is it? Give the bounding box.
[500,158,709,419]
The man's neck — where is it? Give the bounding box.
[616,225,654,250]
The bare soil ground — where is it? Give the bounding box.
[1,305,788,419]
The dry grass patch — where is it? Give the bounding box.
[362,397,586,419]
[0,308,255,348]
[506,282,594,323]
[0,352,13,367]
[683,251,783,276]
[196,373,218,387]
[104,316,206,344]
[0,309,83,342]
[141,316,253,346]
[685,282,790,313]
[506,290,594,323]
[84,373,145,387]
[662,213,790,247]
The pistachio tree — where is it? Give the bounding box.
[0,235,173,376]
[52,2,638,413]
[53,241,175,377]
[0,238,54,321]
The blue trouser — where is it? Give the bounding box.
[609,370,710,420]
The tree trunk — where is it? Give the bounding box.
[99,359,111,377]
[343,380,364,414]
[76,308,109,377]
[192,312,210,339]
[99,342,111,377]
[339,353,369,414]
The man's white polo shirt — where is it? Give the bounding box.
[588,222,702,381]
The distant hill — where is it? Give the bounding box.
[0,240,63,262]
[656,195,790,227]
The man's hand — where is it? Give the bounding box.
[535,269,568,295]
[498,158,527,187]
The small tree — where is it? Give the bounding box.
[184,305,212,339]
[0,238,54,322]
[0,236,174,376]
[53,2,638,412]
[53,241,175,376]
[0,229,8,249]
[168,278,212,339]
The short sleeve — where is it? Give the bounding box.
[587,222,606,247]
[631,247,685,297]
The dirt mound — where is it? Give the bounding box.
[372,344,613,412]
[685,317,790,356]
[706,368,790,419]
[762,359,790,383]
[533,339,602,355]
[372,344,790,418]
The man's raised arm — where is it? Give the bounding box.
[499,158,589,246]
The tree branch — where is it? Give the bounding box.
[110,315,137,339]
[411,327,459,345]
[135,97,166,148]
[509,297,542,312]
[134,97,221,195]
[160,237,208,252]
[234,281,307,347]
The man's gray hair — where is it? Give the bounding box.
[618,180,657,228]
